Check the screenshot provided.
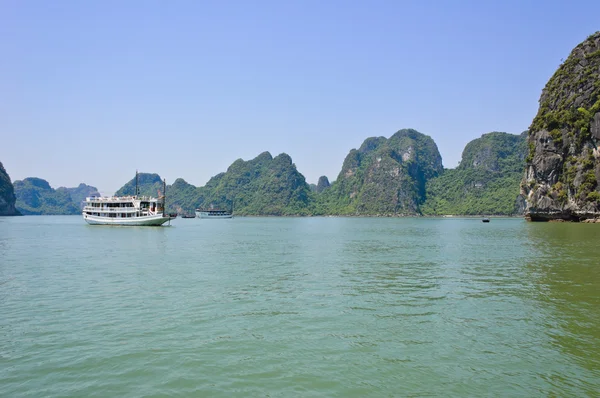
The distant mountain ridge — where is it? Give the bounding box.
[14,178,80,215]
[10,130,529,216]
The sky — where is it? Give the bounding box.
[1,0,600,195]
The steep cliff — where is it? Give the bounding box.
[0,162,20,216]
[522,32,600,221]
[314,176,330,193]
[422,132,527,215]
[321,129,443,215]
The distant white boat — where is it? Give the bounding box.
[195,208,233,219]
[82,173,173,226]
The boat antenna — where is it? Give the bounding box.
[135,170,139,197]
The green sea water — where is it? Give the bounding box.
[1,216,599,396]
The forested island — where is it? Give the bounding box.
[2,129,528,217]
[2,32,599,220]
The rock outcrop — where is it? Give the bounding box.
[422,132,527,216]
[0,162,20,216]
[522,32,600,221]
[315,176,330,193]
[322,129,443,215]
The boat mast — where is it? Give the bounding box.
[135,170,139,197]
[163,178,166,217]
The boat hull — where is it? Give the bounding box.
[83,213,172,226]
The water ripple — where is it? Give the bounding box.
[0,216,599,396]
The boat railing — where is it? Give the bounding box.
[85,195,157,202]
[82,206,138,212]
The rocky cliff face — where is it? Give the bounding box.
[0,162,20,216]
[323,129,443,215]
[522,32,600,221]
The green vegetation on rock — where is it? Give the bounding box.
[115,173,165,197]
[522,31,600,221]
[13,128,531,217]
[421,132,527,216]
[0,161,20,216]
[197,152,314,216]
[65,183,100,209]
[318,129,443,215]
[165,178,202,216]
[311,176,330,193]
[116,153,315,216]
[14,178,80,215]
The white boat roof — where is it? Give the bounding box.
[85,196,160,202]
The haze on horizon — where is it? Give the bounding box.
[2,0,599,195]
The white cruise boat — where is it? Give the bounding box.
[82,174,173,226]
[83,195,173,226]
[195,208,233,219]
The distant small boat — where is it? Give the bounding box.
[195,208,233,219]
[482,218,490,223]
[181,215,196,219]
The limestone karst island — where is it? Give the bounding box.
[1,32,600,221]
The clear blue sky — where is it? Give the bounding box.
[1,0,599,195]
